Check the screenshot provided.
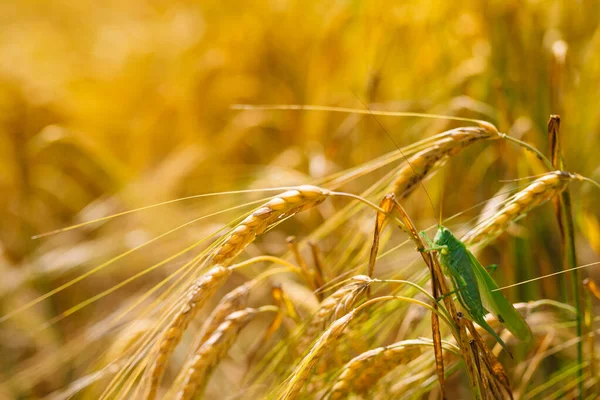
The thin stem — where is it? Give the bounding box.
[32,189,284,239]
[231,103,492,125]
[562,187,584,398]
[330,191,410,230]
[229,255,301,274]
[576,174,600,191]
[371,279,455,329]
[353,295,450,329]
[500,133,554,170]
[493,261,600,291]
[548,115,583,399]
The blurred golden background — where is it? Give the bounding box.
[1,0,600,398]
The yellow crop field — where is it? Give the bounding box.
[1,1,599,399]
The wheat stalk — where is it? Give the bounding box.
[462,171,576,246]
[327,340,424,399]
[212,185,330,266]
[392,127,499,199]
[143,265,232,400]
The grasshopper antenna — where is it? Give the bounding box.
[439,184,445,227]
[353,94,438,218]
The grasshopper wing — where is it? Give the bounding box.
[468,251,533,342]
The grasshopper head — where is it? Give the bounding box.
[433,225,453,246]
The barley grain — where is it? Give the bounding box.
[174,308,259,400]
[198,281,253,344]
[327,341,423,399]
[144,265,232,400]
[281,311,356,400]
[212,186,329,266]
[166,280,253,397]
[392,127,498,199]
[462,171,575,245]
[303,276,370,346]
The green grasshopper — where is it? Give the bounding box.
[421,225,533,354]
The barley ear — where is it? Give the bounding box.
[327,341,423,399]
[212,186,329,266]
[143,265,231,400]
[392,127,498,199]
[302,276,370,348]
[462,171,575,246]
[174,308,260,400]
[281,311,356,400]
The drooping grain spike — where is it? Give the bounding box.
[392,127,498,199]
[327,341,423,399]
[281,311,356,400]
[144,265,232,400]
[302,276,371,347]
[174,308,260,400]
[462,171,575,246]
[211,186,329,266]
[198,281,253,344]
[167,282,253,399]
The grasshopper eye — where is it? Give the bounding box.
[441,247,449,255]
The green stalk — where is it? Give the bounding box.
[548,115,583,399]
[561,187,584,399]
